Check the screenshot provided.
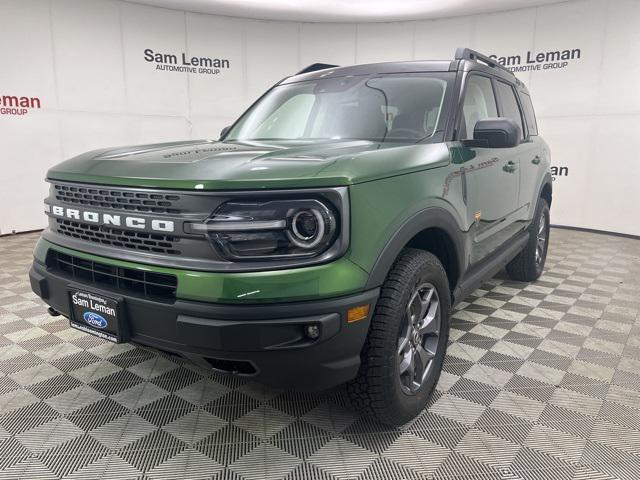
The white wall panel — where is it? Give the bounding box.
[0,112,62,233]
[584,115,640,236]
[473,8,537,85]
[126,115,192,145]
[0,0,57,107]
[58,112,132,159]
[121,2,188,116]
[529,0,607,118]
[245,20,300,99]
[187,13,245,118]
[300,23,357,66]
[413,17,475,60]
[0,1,59,233]
[536,116,597,232]
[190,117,234,140]
[51,0,126,113]
[598,0,640,114]
[356,22,414,63]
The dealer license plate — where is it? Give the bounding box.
[68,288,124,343]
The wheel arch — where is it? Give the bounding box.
[538,173,553,208]
[365,207,466,297]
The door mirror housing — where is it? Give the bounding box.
[467,118,521,148]
[219,125,231,140]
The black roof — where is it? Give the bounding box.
[283,48,522,88]
[282,60,454,84]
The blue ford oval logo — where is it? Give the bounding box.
[83,312,108,329]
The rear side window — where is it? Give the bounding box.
[495,81,525,140]
[459,75,498,140]
[519,92,538,136]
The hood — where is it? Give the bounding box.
[47,139,450,190]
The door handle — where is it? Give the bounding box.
[532,156,541,165]
[503,161,517,173]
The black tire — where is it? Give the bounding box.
[347,248,451,426]
[506,198,550,282]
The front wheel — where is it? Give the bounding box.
[347,248,451,426]
[506,197,550,281]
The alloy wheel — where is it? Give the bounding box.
[398,282,441,394]
[535,211,548,267]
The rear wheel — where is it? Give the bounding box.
[506,198,550,281]
[347,248,450,426]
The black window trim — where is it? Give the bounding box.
[518,90,538,137]
[454,71,500,141]
[493,78,530,141]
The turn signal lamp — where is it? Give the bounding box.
[347,304,370,323]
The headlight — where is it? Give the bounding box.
[187,198,341,261]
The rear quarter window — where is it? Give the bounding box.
[495,81,525,140]
[519,92,538,136]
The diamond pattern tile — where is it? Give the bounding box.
[0,229,639,479]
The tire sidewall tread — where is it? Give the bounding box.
[506,198,550,282]
[348,248,451,426]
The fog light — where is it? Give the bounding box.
[305,325,320,339]
[347,304,370,323]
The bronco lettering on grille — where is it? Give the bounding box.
[46,205,175,233]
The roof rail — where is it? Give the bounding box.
[455,47,514,75]
[296,63,339,75]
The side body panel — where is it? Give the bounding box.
[355,63,551,298]
[348,149,472,287]
[518,136,551,221]
[450,144,522,264]
[448,69,524,265]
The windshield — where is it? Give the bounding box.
[226,73,453,143]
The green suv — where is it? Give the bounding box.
[30,48,551,425]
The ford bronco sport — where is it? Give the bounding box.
[30,48,551,425]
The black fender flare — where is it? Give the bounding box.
[365,207,466,291]
[536,172,553,208]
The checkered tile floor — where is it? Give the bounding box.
[1,229,639,480]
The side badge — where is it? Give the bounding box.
[474,211,482,224]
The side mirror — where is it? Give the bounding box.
[471,118,521,148]
[219,125,231,140]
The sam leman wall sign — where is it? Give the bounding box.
[489,48,581,72]
[0,95,41,116]
[144,48,230,75]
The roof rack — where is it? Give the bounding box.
[455,47,514,76]
[296,63,339,75]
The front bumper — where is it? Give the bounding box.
[33,237,370,304]
[30,253,378,390]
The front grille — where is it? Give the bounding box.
[55,219,181,255]
[46,250,177,302]
[53,183,181,214]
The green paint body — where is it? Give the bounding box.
[41,132,550,303]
